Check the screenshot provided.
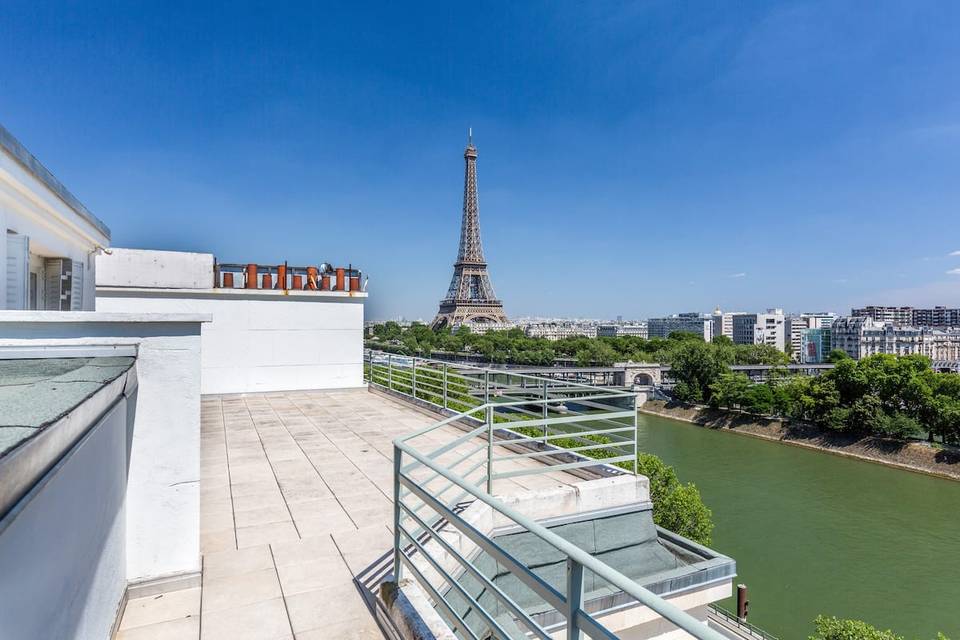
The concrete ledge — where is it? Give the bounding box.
[97,286,367,300]
[0,311,211,323]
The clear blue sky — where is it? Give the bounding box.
[3,1,959,321]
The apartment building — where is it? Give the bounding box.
[850,305,960,327]
[524,321,598,340]
[598,322,649,338]
[831,316,960,360]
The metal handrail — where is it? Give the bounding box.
[708,604,780,640]
[365,350,728,640]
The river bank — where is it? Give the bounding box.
[639,400,960,481]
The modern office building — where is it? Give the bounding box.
[851,306,915,324]
[732,309,786,351]
[786,312,836,361]
[800,327,832,363]
[710,307,748,340]
[648,313,712,341]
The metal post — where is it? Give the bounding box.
[412,357,417,399]
[737,584,749,621]
[484,370,490,405]
[393,446,403,582]
[566,558,584,640]
[388,354,393,390]
[542,379,549,444]
[442,363,448,410]
[633,394,639,476]
[486,404,494,494]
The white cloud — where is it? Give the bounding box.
[948,268,960,276]
[728,272,747,278]
[950,251,960,257]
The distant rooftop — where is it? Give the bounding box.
[0,123,111,239]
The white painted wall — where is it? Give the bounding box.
[97,248,213,289]
[97,289,366,394]
[0,397,129,640]
[0,127,110,310]
[0,312,207,584]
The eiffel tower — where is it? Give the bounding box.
[432,131,508,330]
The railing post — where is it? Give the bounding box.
[393,445,403,582]
[486,404,494,494]
[542,378,549,444]
[484,370,490,405]
[412,356,417,398]
[442,363,448,410]
[566,558,584,640]
[633,393,639,476]
[387,354,393,390]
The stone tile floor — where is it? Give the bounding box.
[117,388,581,640]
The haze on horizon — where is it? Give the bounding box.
[2,1,959,321]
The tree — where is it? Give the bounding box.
[846,395,887,434]
[809,616,902,640]
[828,349,851,363]
[635,453,713,545]
[709,372,752,410]
[809,615,949,640]
[742,383,775,415]
[670,340,729,403]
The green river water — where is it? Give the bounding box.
[635,411,960,639]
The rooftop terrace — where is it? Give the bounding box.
[117,388,591,640]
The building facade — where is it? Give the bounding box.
[800,327,832,363]
[598,322,648,339]
[648,313,712,341]
[786,312,836,361]
[831,316,960,360]
[1,124,109,310]
[732,309,786,351]
[524,322,598,341]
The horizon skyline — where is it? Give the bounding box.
[3,2,960,320]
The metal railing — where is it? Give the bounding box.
[708,605,780,640]
[364,350,728,640]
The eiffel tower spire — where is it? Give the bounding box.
[432,132,508,330]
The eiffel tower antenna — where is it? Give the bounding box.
[432,133,508,330]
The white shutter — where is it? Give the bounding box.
[71,260,84,310]
[5,233,29,310]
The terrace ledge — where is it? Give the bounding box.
[0,311,212,323]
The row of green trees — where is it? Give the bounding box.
[368,322,789,367]
[705,353,960,442]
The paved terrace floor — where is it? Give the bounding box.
[117,388,585,640]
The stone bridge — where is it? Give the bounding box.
[614,361,663,387]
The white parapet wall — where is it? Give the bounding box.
[0,311,208,586]
[96,248,367,394]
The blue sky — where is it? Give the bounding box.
[2,1,959,321]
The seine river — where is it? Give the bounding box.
[635,411,960,639]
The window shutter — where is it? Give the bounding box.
[71,260,84,310]
[5,233,29,310]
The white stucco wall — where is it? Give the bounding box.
[0,127,110,310]
[0,312,207,584]
[97,288,366,394]
[0,397,129,640]
[97,248,214,289]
